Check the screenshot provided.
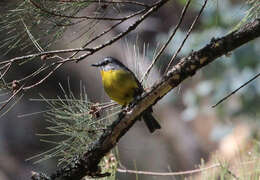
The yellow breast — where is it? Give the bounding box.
[100,70,139,105]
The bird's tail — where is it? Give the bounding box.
[142,108,161,133]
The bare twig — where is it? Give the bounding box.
[29,0,143,21]
[58,0,150,8]
[16,63,48,83]
[0,84,24,113]
[165,0,208,73]
[118,158,260,177]
[0,47,93,66]
[212,72,260,108]
[117,163,220,176]
[22,18,44,53]
[0,63,11,80]
[23,63,63,90]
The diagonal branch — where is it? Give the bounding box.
[212,71,260,108]
[32,19,260,180]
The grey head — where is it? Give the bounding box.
[91,57,128,71]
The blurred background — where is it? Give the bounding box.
[0,0,260,179]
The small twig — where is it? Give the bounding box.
[29,0,140,21]
[52,19,85,27]
[117,163,221,176]
[0,47,93,66]
[16,63,48,84]
[118,158,260,177]
[165,0,208,73]
[58,0,150,8]
[23,63,63,90]
[100,102,118,109]
[0,63,11,80]
[141,0,192,82]
[75,102,118,117]
[0,84,24,113]
[22,18,44,52]
[0,62,12,71]
[212,72,260,108]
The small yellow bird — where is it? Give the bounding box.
[92,57,161,133]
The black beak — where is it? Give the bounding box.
[91,62,100,67]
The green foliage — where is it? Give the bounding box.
[0,0,95,55]
[198,149,260,180]
[94,153,117,180]
[28,83,120,167]
[235,0,260,30]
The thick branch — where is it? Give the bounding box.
[32,19,260,180]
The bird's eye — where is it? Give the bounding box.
[104,60,110,65]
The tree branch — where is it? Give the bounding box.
[31,19,260,180]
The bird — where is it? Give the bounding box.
[91,57,161,133]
